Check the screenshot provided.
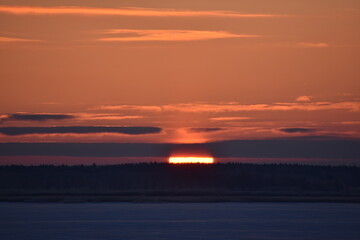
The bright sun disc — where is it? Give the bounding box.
[168,157,214,164]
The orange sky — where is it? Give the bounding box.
[0,0,359,145]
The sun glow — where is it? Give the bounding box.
[168,156,214,164]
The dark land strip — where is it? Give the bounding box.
[1,163,359,202]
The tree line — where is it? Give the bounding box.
[0,163,359,194]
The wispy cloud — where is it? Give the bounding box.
[94,105,162,112]
[189,127,225,133]
[98,29,258,42]
[1,113,143,123]
[297,42,329,48]
[76,113,144,121]
[341,121,360,125]
[0,6,287,18]
[210,117,251,121]
[279,128,316,133]
[95,101,360,113]
[97,29,258,42]
[295,96,311,102]
[0,126,162,136]
[4,113,74,122]
[0,36,42,42]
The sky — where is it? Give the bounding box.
[0,0,359,165]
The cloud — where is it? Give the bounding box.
[189,128,225,133]
[75,113,144,121]
[176,101,360,112]
[0,36,42,42]
[1,113,144,123]
[297,42,329,48]
[94,105,162,112]
[5,113,75,122]
[97,29,259,42]
[296,96,311,102]
[0,6,287,18]
[95,101,360,113]
[0,138,358,159]
[210,117,251,121]
[279,128,316,133]
[0,126,162,136]
[341,121,360,125]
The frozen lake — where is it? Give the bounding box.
[0,202,359,240]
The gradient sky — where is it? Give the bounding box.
[0,0,359,164]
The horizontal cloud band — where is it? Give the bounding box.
[5,113,74,121]
[0,6,286,18]
[98,29,259,42]
[280,128,316,133]
[95,101,360,113]
[0,126,161,135]
[0,139,358,159]
[0,37,42,42]
[189,128,225,133]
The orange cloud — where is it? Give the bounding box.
[296,96,311,102]
[341,121,360,125]
[75,113,144,121]
[0,36,42,42]
[298,42,329,48]
[94,101,360,113]
[94,105,162,112]
[0,6,287,18]
[210,117,252,121]
[97,29,258,42]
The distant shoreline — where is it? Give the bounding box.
[1,193,359,203]
[1,163,359,202]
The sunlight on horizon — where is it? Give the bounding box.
[168,156,214,164]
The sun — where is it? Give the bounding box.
[168,156,214,164]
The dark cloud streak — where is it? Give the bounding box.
[0,139,358,160]
[280,128,316,133]
[6,113,75,122]
[189,128,225,133]
[0,126,162,135]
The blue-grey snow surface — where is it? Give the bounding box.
[0,202,359,240]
